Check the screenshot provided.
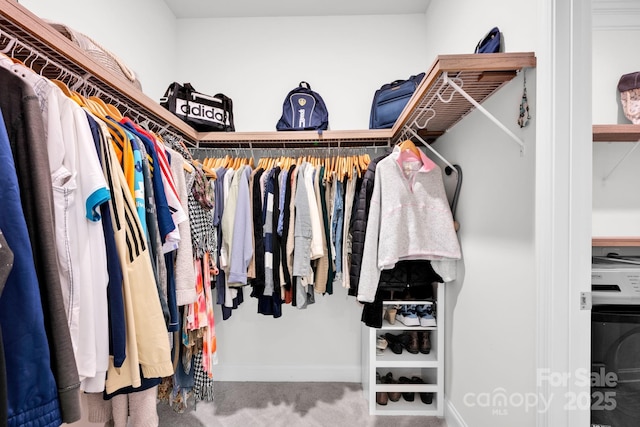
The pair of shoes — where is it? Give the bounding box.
[380,372,401,402]
[408,376,434,404]
[376,373,388,405]
[396,304,420,326]
[418,330,431,354]
[384,332,418,354]
[415,304,437,327]
[383,305,398,325]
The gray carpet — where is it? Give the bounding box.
[157,382,447,427]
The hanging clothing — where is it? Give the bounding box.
[312,165,329,294]
[98,114,173,395]
[357,146,461,303]
[85,114,127,371]
[0,66,81,424]
[250,168,266,292]
[349,154,387,296]
[56,94,111,391]
[167,147,197,307]
[319,166,335,293]
[0,229,12,427]
[331,179,344,289]
[0,107,63,427]
[225,165,253,286]
[341,171,357,290]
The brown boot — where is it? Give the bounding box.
[419,331,431,354]
[376,372,388,405]
[382,372,401,402]
[404,331,419,354]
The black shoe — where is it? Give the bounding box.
[410,376,433,404]
[398,376,414,401]
[384,333,404,354]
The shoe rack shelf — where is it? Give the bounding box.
[361,282,444,417]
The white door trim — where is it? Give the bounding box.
[536,1,593,426]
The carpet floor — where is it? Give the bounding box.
[157,382,447,427]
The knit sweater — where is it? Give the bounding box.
[357,147,461,303]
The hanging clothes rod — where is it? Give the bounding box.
[0,28,195,148]
[190,145,387,161]
[440,71,526,155]
[403,126,457,173]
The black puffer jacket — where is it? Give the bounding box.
[348,154,388,296]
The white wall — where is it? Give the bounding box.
[592,28,640,237]
[175,15,430,132]
[19,0,178,101]
[423,1,538,427]
[173,13,432,383]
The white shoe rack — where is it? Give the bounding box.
[361,282,444,416]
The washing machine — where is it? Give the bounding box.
[591,256,640,427]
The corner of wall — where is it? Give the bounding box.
[445,396,468,427]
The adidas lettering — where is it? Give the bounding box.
[176,99,225,123]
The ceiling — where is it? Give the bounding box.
[162,0,432,19]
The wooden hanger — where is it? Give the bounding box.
[90,96,123,120]
[183,160,194,173]
[398,139,422,158]
[195,160,217,179]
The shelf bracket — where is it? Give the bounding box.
[441,72,526,156]
[602,139,640,181]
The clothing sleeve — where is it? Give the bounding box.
[357,166,383,303]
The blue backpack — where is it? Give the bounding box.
[276,81,329,131]
[474,27,503,54]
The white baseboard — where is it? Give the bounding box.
[445,397,468,427]
[213,364,361,383]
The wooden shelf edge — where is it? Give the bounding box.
[391,52,537,141]
[197,129,394,146]
[592,237,640,247]
[593,124,640,142]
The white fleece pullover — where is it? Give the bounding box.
[357,147,461,303]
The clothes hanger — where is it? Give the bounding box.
[52,78,75,99]
[398,139,422,158]
[404,127,456,173]
[90,96,122,120]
